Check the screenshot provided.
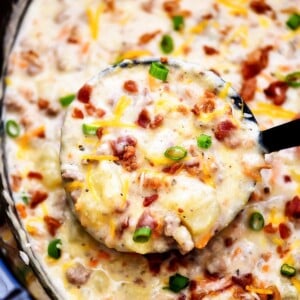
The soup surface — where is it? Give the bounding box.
[3,0,300,299]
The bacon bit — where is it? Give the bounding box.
[184,162,200,176]
[203,45,219,55]
[67,26,81,44]
[261,252,271,262]
[241,46,273,80]
[232,273,253,289]
[162,163,183,175]
[263,81,288,106]
[143,177,167,190]
[143,194,159,207]
[201,99,215,113]
[189,280,197,291]
[138,30,161,45]
[276,245,290,258]
[20,50,43,76]
[123,80,138,93]
[111,136,138,172]
[85,103,106,118]
[224,237,234,247]
[16,203,27,219]
[37,98,49,110]
[178,208,184,213]
[264,223,277,234]
[27,171,43,180]
[150,114,164,129]
[191,104,200,116]
[279,223,291,239]
[77,84,92,103]
[145,252,170,274]
[283,175,292,183]
[177,105,189,115]
[137,109,151,128]
[163,0,180,15]
[285,196,300,220]
[96,127,104,140]
[214,120,236,141]
[240,77,257,102]
[249,0,273,15]
[44,215,62,236]
[11,174,22,192]
[29,190,48,209]
[141,0,154,12]
[104,0,115,11]
[72,107,84,119]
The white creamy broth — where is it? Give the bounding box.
[3,0,300,299]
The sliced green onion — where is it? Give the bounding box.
[169,273,189,293]
[172,16,184,31]
[164,146,187,161]
[6,120,20,138]
[248,212,264,231]
[149,62,169,81]
[280,263,296,277]
[59,94,76,107]
[82,123,100,135]
[160,34,174,54]
[21,193,29,205]
[286,13,300,30]
[48,238,62,259]
[285,71,300,88]
[197,134,212,149]
[133,226,152,243]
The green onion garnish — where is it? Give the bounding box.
[133,226,152,243]
[285,71,300,88]
[21,193,29,205]
[59,94,76,107]
[280,263,296,277]
[286,13,300,30]
[197,134,212,149]
[164,146,187,161]
[160,34,174,54]
[5,120,21,138]
[172,16,184,31]
[248,212,264,231]
[149,62,169,81]
[169,273,189,293]
[82,123,100,135]
[47,238,62,259]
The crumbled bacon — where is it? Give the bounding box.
[44,215,62,236]
[232,273,253,289]
[37,98,49,110]
[111,136,138,171]
[104,0,115,11]
[142,176,168,190]
[203,45,219,55]
[177,105,189,115]
[141,0,154,12]
[285,195,300,219]
[240,77,257,102]
[137,109,151,128]
[162,163,183,174]
[29,190,48,209]
[276,245,290,258]
[163,0,180,15]
[145,252,170,274]
[143,194,159,207]
[201,99,215,113]
[264,223,277,234]
[263,81,288,106]
[241,46,273,79]
[27,171,43,180]
[138,30,160,45]
[279,223,291,239]
[184,162,200,176]
[21,50,43,76]
[214,120,236,141]
[224,237,234,247]
[283,175,292,183]
[96,127,104,140]
[249,0,273,15]
[77,84,92,103]
[123,80,138,93]
[191,104,200,116]
[84,103,106,117]
[72,107,84,119]
[67,26,81,44]
[150,114,164,129]
[11,174,22,192]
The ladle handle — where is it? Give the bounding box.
[259,119,300,153]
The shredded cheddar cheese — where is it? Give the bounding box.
[252,102,297,120]
[86,3,105,40]
[245,285,274,295]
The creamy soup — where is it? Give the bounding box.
[3,0,300,299]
